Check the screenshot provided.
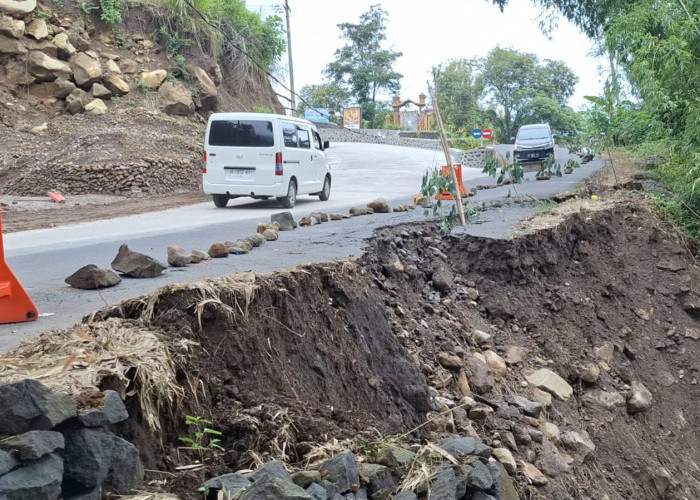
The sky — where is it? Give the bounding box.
[248,0,608,112]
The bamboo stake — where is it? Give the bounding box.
[427,81,466,227]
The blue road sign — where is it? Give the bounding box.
[472,129,482,139]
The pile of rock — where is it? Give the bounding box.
[201,441,517,500]
[0,379,142,498]
[4,156,201,196]
[0,0,220,118]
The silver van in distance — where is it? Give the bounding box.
[513,123,555,163]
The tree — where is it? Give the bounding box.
[480,47,578,141]
[433,58,483,133]
[325,4,403,123]
[297,83,350,122]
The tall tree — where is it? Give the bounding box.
[297,83,350,122]
[480,47,578,140]
[433,58,483,132]
[325,4,403,123]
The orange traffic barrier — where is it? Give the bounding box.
[435,163,469,200]
[0,203,38,323]
[47,190,66,203]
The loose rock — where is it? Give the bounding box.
[524,368,573,401]
[626,381,653,414]
[0,379,76,434]
[65,264,121,289]
[167,245,191,267]
[367,198,390,213]
[111,244,166,278]
[208,242,229,258]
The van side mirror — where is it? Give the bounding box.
[552,134,557,139]
[323,140,330,149]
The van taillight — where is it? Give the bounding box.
[202,151,208,174]
[275,152,283,176]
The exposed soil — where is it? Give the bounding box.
[15,196,676,499]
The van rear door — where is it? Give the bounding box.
[206,118,276,187]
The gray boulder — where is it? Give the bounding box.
[111,244,166,278]
[321,450,359,494]
[358,463,397,498]
[0,0,36,16]
[249,460,291,483]
[306,482,326,500]
[202,472,251,497]
[27,50,72,81]
[54,77,76,99]
[239,475,312,500]
[292,470,322,488]
[0,379,77,434]
[432,265,454,293]
[62,427,143,493]
[77,390,128,427]
[375,446,416,472]
[69,52,103,88]
[271,211,297,230]
[0,430,64,461]
[394,493,417,500]
[439,437,491,459]
[167,245,191,267]
[367,198,390,213]
[0,450,18,476]
[65,88,88,115]
[65,264,121,289]
[245,234,267,247]
[0,453,62,500]
[309,212,329,223]
[455,459,494,495]
[429,463,457,500]
[188,65,218,111]
[157,80,195,116]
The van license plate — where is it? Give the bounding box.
[226,167,254,178]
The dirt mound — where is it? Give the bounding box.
[3,202,700,499]
[361,203,700,499]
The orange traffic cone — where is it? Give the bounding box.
[0,202,38,323]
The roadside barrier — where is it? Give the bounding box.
[0,203,38,323]
[435,163,469,200]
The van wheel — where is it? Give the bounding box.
[278,179,296,208]
[319,176,331,201]
[212,194,229,208]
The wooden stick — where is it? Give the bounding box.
[427,81,466,227]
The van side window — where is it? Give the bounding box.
[313,131,323,150]
[297,127,311,149]
[283,123,298,148]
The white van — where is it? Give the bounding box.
[203,112,331,208]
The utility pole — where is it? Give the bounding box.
[284,0,295,114]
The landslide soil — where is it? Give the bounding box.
[79,196,700,500]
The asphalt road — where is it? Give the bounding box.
[1,143,604,349]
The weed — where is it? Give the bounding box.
[178,415,224,463]
[37,9,51,19]
[536,155,562,180]
[420,167,473,235]
[99,0,122,24]
[482,151,524,186]
[159,25,191,60]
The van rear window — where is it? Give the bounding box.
[209,120,274,147]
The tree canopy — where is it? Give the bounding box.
[325,4,403,123]
[479,48,578,141]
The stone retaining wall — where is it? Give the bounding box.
[4,156,201,196]
[319,128,494,170]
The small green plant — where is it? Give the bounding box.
[537,155,562,180]
[420,167,472,235]
[159,25,191,59]
[178,415,224,463]
[37,9,51,19]
[482,151,524,185]
[80,1,98,15]
[112,30,129,49]
[98,0,122,24]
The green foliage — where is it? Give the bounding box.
[99,0,122,24]
[37,9,51,19]
[433,59,483,133]
[158,25,191,59]
[482,151,524,185]
[325,5,402,124]
[297,83,350,122]
[537,154,562,179]
[178,415,224,463]
[480,47,579,141]
[155,0,285,74]
[420,167,473,235]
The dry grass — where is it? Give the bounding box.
[0,318,195,432]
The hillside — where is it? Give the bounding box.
[0,0,283,220]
